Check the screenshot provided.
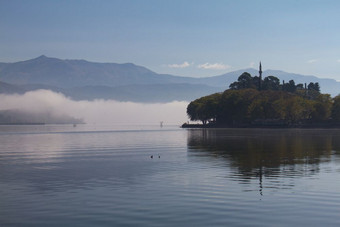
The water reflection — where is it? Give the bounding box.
[0,126,187,193]
[187,129,340,191]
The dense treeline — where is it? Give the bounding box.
[186,72,340,126]
[229,72,320,93]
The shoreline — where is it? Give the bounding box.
[181,123,340,129]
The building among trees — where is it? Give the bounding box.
[184,62,340,127]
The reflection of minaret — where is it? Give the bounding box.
[259,61,262,90]
[259,165,263,196]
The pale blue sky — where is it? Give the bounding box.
[1,0,340,79]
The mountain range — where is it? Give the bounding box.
[0,55,339,102]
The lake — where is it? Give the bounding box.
[1,125,340,226]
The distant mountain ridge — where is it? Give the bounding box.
[0,56,340,102]
[0,55,196,88]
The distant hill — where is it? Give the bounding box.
[0,55,196,88]
[198,68,340,96]
[0,81,26,94]
[264,69,340,96]
[0,56,340,102]
[65,84,222,102]
[0,83,222,103]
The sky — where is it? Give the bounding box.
[1,0,340,79]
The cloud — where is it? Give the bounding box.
[198,63,231,70]
[0,90,189,125]
[337,59,340,63]
[307,59,318,64]
[167,61,191,68]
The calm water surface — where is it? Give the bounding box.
[1,125,340,226]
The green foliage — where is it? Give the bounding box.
[282,80,296,93]
[187,72,332,126]
[219,89,258,125]
[310,94,332,121]
[187,89,333,126]
[332,95,340,121]
[187,93,221,124]
[229,72,259,90]
[262,76,280,90]
[229,72,320,96]
[308,82,320,92]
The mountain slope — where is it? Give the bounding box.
[197,68,258,87]
[65,84,222,102]
[264,69,340,96]
[1,56,340,100]
[0,81,26,94]
[200,68,340,96]
[0,81,222,103]
[0,55,196,88]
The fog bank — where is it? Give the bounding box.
[0,90,189,125]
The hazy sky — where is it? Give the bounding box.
[1,0,340,79]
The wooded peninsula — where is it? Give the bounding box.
[183,71,340,128]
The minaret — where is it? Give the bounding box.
[259,61,262,90]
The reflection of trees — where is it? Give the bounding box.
[187,129,338,180]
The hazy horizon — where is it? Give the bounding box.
[0,55,326,79]
[1,1,340,80]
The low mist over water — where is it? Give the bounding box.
[0,90,189,125]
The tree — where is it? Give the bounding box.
[332,95,340,122]
[311,94,332,121]
[219,89,258,125]
[262,76,280,91]
[282,80,296,93]
[187,93,221,124]
[229,72,256,90]
[296,83,304,90]
[252,76,261,90]
[308,82,320,92]
[284,96,306,123]
[237,72,253,89]
[187,72,329,126]
[248,91,277,120]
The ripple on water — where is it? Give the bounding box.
[1,126,340,226]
